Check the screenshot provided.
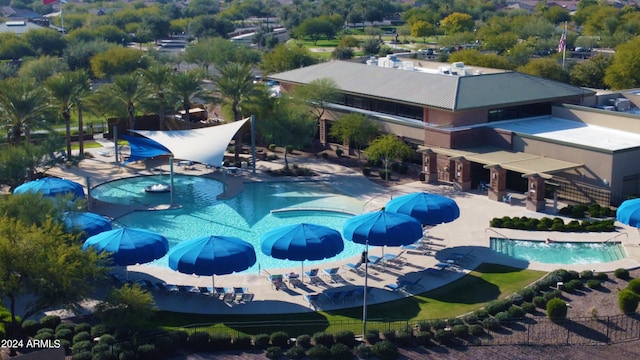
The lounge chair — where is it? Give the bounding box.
[269,274,288,290]
[285,272,302,287]
[367,255,385,270]
[198,286,213,296]
[178,285,200,295]
[233,287,247,302]
[342,262,363,274]
[161,283,180,293]
[322,268,341,283]
[385,277,422,293]
[212,287,227,300]
[382,252,406,266]
[304,269,321,284]
[222,287,236,302]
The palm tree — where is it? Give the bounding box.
[140,65,173,130]
[0,78,52,145]
[168,69,205,129]
[213,62,259,164]
[100,73,148,131]
[45,70,91,159]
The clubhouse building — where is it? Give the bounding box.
[268,58,640,209]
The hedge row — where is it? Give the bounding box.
[489,216,615,232]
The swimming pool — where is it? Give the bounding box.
[490,237,627,264]
[92,176,366,272]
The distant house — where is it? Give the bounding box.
[1,6,41,19]
[0,20,45,35]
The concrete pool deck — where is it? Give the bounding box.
[46,144,640,316]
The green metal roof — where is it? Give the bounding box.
[268,61,594,111]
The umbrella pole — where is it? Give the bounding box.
[301,261,304,284]
[363,241,369,337]
[212,275,215,289]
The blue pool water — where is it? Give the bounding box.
[490,237,627,264]
[92,176,366,272]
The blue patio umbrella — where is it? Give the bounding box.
[385,192,460,226]
[616,198,640,227]
[13,177,85,200]
[82,228,169,267]
[62,211,112,240]
[260,223,344,280]
[342,210,422,335]
[168,235,256,287]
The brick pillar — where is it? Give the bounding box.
[423,152,438,183]
[488,167,507,201]
[526,176,546,212]
[453,159,472,191]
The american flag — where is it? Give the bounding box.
[558,31,566,53]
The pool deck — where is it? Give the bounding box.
[45,143,640,316]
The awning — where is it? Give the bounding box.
[121,134,170,163]
[131,118,249,166]
[419,145,583,179]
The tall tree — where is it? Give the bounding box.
[0,138,62,190]
[45,70,91,159]
[329,113,380,167]
[293,77,340,129]
[604,37,640,90]
[365,134,414,182]
[140,65,173,130]
[97,74,148,130]
[213,62,260,164]
[168,69,205,127]
[0,78,52,145]
[261,43,317,74]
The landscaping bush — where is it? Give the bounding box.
[510,293,524,306]
[614,268,630,280]
[517,287,536,302]
[270,331,290,348]
[521,302,537,314]
[595,272,609,281]
[35,330,55,341]
[395,329,414,347]
[474,308,489,320]
[268,144,276,151]
[56,323,75,332]
[354,343,374,358]
[580,270,594,279]
[543,289,562,301]
[254,334,271,349]
[154,335,174,355]
[494,311,510,323]
[266,346,283,359]
[335,148,343,157]
[364,329,379,345]
[73,331,92,343]
[451,324,468,338]
[74,323,91,333]
[563,279,584,293]
[482,317,500,330]
[381,330,396,342]
[118,350,135,360]
[71,351,92,360]
[210,334,232,351]
[36,327,54,336]
[627,278,640,295]
[296,334,312,349]
[307,344,331,360]
[469,324,484,337]
[533,296,547,308]
[91,324,110,338]
[98,334,116,345]
[40,315,61,329]
[137,343,157,360]
[312,332,335,347]
[285,345,306,359]
[56,328,74,342]
[619,289,640,314]
[170,330,189,347]
[484,301,502,316]
[286,145,294,154]
[334,330,355,347]
[434,329,454,345]
[372,340,399,359]
[586,279,602,289]
[463,314,479,324]
[71,340,93,354]
[233,335,252,350]
[22,319,39,337]
[91,343,116,360]
[187,331,210,351]
[378,170,390,180]
[447,317,464,327]
[415,331,432,346]
[546,298,568,320]
[430,319,447,331]
[508,305,526,319]
[330,343,354,360]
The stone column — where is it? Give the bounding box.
[453,159,472,191]
[488,167,507,201]
[423,152,438,183]
[526,176,546,212]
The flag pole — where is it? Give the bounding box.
[561,22,567,71]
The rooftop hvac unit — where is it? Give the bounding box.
[615,98,631,112]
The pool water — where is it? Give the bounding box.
[93,176,366,272]
[490,237,627,264]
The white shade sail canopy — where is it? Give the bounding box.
[132,118,249,166]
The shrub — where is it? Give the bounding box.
[330,343,354,360]
[56,323,75,332]
[364,329,379,345]
[595,272,609,281]
[474,308,489,320]
[354,343,374,358]
[447,317,464,327]
[521,302,537,313]
[463,314,479,324]
[533,296,547,308]
[296,334,312,349]
[74,323,91,333]
[210,334,232,351]
[254,334,271,349]
[22,319,40,336]
[266,346,283,359]
[72,331,92,343]
[372,340,399,359]
[71,340,93,354]
[543,289,562,301]
[307,344,331,360]
[233,335,252,350]
[586,279,602,289]
[381,330,396,342]
[627,278,640,295]
[395,329,414,347]
[34,330,55,341]
[517,287,536,302]
[56,328,74,342]
[91,324,109,338]
[434,329,454,345]
[614,268,630,280]
[321,152,329,160]
[510,293,524,306]
[508,305,526,319]
[40,315,61,329]
[335,148,343,157]
[268,144,276,151]
[285,145,294,154]
[71,351,92,360]
[313,332,335,347]
[98,334,116,345]
[482,317,500,330]
[285,345,306,359]
[430,319,447,330]
[155,335,174,355]
[415,331,432,346]
[469,324,484,336]
[494,311,510,323]
[118,350,135,360]
[270,331,290,348]
[580,270,594,279]
[334,330,355,347]
[484,301,503,316]
[546,298,568,320]
[170,330,189,346]
[187,332,210,351]
[619,289,640,314]
[137,344,157,360]
[378,170,390,180]
[451,324,468,338]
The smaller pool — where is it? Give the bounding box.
[490,237,627,265]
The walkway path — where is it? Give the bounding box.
[46,145,640,317]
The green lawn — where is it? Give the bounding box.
[152,263,545,336]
